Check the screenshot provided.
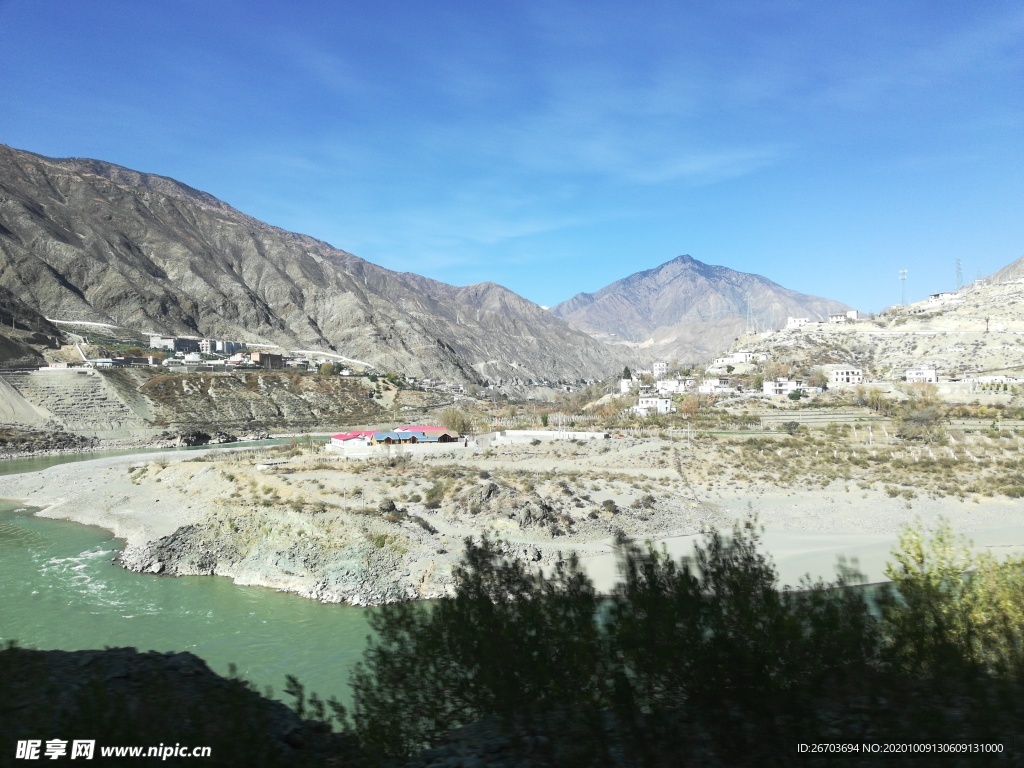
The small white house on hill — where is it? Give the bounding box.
[906,368,938,383]
[825,366,863,387]
[633,397,674,416]
[763,378,804,396]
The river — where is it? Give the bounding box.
[0,444,370,707]
[5,442,1024,710]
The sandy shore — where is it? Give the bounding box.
[3,438,1024,603]
[576,487,1024,592]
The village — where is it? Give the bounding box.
[21,298,1022,446]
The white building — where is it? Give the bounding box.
[698,378,732,395]
[633,397,674,416]
[619,378,635,394]
[906,368,938,384]
[652,361,669,380]
[763,378,804,396]
[786,317,812,329]
[973,375,1020,384]
[826,367,863,387]
[655,379,685,395]
[711,350,761,366]
[149,335,175,351]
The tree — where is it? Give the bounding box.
[440,407,474,435]
[679,395,700,417]
[879,518,1024,679]
[345,520,883,764]
[318,362,336,376]
[348,538,604,762]
[762,361,791,381]
[808,367,828,389]
[894,388,945,441]
[622,366,632,380]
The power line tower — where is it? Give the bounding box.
[956,259,963,291]
[899,269,908,305]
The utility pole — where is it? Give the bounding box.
[899,269,908,305]
[956,259,963,291]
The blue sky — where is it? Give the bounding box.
[0,1,1021,312]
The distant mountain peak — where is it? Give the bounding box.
[551,254,851,363]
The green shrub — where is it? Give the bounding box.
[344,518,1024,765]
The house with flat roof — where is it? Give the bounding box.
[763,378,804,396]
[632,397,674,416]
[250,352,284,370]
[824,366,863,387]
[905,368,938,383]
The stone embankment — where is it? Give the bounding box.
[128,369,386,432]
[1,369,148,437]
[0,367,389,441]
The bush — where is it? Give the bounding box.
[423,481,446,509]
[344,518,1024,766]
[348,539,602,763]
[440,407,474,435]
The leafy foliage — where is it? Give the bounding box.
[348,541,603,763]
[440,407,475,435]
[346,519,1024,766]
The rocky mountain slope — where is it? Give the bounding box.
[0,284,62,367]
[551,254,851,363]
[990,253,1024,283]
[0,144,622,384]
[729,275,1024,377]
[0,368,389,438]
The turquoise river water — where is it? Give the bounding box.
[0,446,371,706]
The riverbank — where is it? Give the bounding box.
[3,434,1024,605]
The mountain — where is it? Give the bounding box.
[551,255,852,363]
[0,284,61,367]
[989,254,1024,284]
[0,144,622,384]
[729,264,1024,378]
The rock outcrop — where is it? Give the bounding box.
[0,367,387,436]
